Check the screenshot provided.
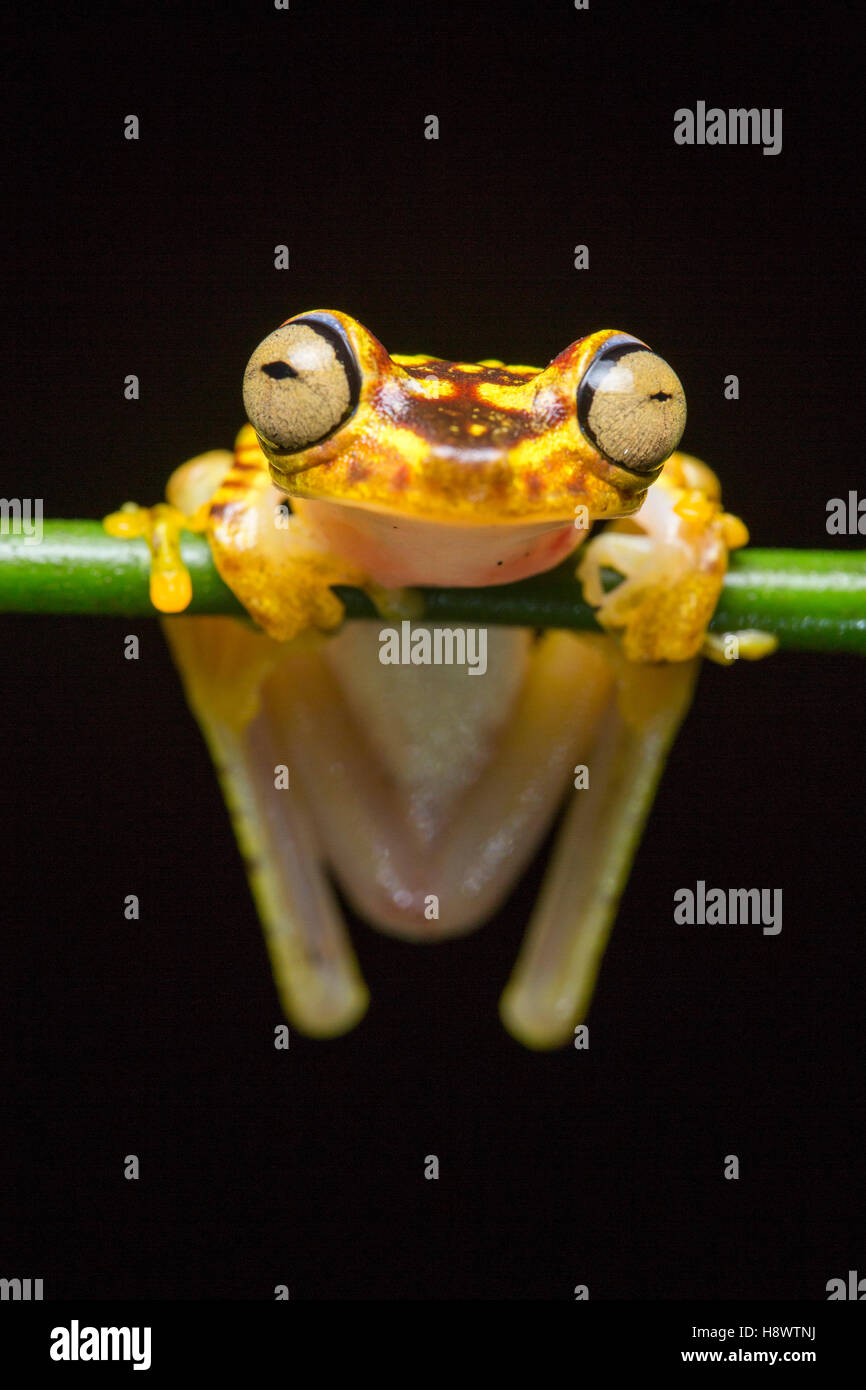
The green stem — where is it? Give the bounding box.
[1,521,864,654]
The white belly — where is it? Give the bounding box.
[292,497,583,587]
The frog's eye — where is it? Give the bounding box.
[243,315,361,453]
[577,336,686,474]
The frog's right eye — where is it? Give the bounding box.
[243,316,361,454]
[576,334,686,475]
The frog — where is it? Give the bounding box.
[105,309,770,1049]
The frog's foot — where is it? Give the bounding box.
[577,451,752,663]
[192,423,390,642]
[208,491,370,641]
[103,449,234,614]
[365,582,425,624]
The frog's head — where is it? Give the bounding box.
[242,310,686,524]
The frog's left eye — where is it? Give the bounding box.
[243,315,361,454]
[577,336,686,474]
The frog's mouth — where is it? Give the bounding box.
[266,441,655,529]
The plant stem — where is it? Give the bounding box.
[1,521,864,653]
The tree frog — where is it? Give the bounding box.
[105,310,766,1049]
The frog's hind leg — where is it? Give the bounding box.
[162,615,369,1037]
[500,646,699,1050]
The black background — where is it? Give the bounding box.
[2,1,863,1301]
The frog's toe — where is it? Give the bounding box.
[103,500,199,614]
[576,532,656,609]
[366,583,425,623]
[702,629,780,665]
[103,450,233,616]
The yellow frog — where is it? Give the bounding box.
[106,310,762,1048]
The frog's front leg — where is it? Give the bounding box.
[577,452,751,662]
[107,425,396,641]
[202,426,372,639]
